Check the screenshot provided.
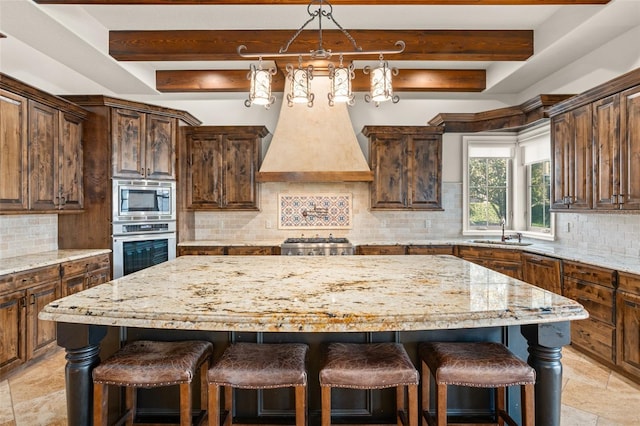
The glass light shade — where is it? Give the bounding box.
[329,64,355,105]
[370,65,393,103]
[286,64,314,107]
[245,63,275,108]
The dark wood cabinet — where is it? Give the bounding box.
[0,288,25,377]
[61,253,111,296]
[522,253,562,294]
[355,245,407,255]
[0,74,86,213]
[0,89,28,211]
[25,278,60,360]
[363,126,443,210]
[562,260,616,364]
[616,272,640,378]
[619,85,640,210]
[183,126,266,210]
[551,104,593,210]
[407,245,455,255]
[456,246,523,280]
[593,94,621,210]
[112,109,176,180]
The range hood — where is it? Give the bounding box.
[257,77,373,183]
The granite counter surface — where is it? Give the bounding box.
[39,255,587,333]
[0,249,112,277]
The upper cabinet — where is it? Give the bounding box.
[112,109,176,180]
[549,67,640,212]
[363,126,444,210]
[0,73,87,213]
[182,126,267,210]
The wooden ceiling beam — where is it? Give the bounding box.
[110,29,533,62]
[34,1,612,5]
[155,68,486,92]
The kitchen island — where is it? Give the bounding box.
[40,255,588,426]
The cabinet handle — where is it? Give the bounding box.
[147,168,151,176]
[619,194,625,205]
[20,297,27,309]
[30,294,36,305]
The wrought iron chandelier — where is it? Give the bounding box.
[238,0,404,108]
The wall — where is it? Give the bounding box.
[195,182,462,243]
[0,214,58,260]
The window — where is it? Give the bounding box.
[463,124,554,239]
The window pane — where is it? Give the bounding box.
[468,157,508,229]
[529,161,551,230]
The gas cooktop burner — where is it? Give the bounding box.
[284,237,350,244]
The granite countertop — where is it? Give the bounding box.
[0,249,112,277]
[180,238,640,275]
[39,255,588,333]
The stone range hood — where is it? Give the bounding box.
[256,77,373,183]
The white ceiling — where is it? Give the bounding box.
[1,0,640,103]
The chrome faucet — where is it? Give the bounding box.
[500,217,522,243]
[500,217,507,242]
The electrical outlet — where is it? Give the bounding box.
[566,222,571,233]
[265,220,272,229]
[425,219,431,228]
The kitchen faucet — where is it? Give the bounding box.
[500,217,522,243]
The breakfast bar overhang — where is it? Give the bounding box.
[39,255,588,426]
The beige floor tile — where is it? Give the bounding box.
[0,380,15,424]
[561,404,598,426]
[561,378,640,424]
[562,347,612,388]
[8,350,66,404]
[12,388,66,426]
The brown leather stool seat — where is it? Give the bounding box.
[92,340,213,426]
[207,342,309,426]
[319,342,419,426]
[419,342,536,426]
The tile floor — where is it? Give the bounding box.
[1,345,639,425]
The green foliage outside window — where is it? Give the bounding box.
[529,161,551,230]
[468,157,508,228]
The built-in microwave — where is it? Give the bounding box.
[113,179,176,221]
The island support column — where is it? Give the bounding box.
[521,321,571,426]
[56,323,107,426]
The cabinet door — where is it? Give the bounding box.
[145,114,176,180]
[0,289,26,376]
[28,100,59,210]
[112,108,146,179]
[58,112,84,210]
[26,279,60,360]
[186,133,222,209]
[0,90,28,211]
[617,290,640,377]
[408,135,442,209]
[593,94,621,210]
[370,134,407,209]
[223,135,259,209]
[620,85,640,210]
[62,274,85,297]
[522,253,562,294]
[551,105,592,210]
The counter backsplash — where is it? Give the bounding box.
[0,214,58,260]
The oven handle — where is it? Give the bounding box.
[113,232,177,242]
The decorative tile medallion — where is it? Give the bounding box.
[278,193,352,229]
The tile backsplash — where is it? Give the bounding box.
[195,182,463,242]
[555,213,640,257]
[0,214,58,259]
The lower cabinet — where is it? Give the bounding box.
[522,253,563,294]
[0,253,110,378]
[456,246,523,280]
[178,245,280,256]
[407,245,455,255]
[562,260,616,365]
[617,272,640,377]
[355,245,407,255]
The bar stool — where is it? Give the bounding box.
[207,342,309,426]
[92,339,213,426]
[418,342,535,426]
[319,342,419,426]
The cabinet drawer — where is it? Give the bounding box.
[226,246,277,255]
[457,246,521,262]
[356,245,407,255]
[62,254,111,277]
[563,261,616,288]
[618,272,640,295]
[12,266,60,292]
[571,317,615,363]
[178,246,225,256]
[407,245,454,255]
[564,277,615,324]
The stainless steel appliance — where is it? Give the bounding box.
[281,236,354,256]
[112,221,176,278]
[113,179,176,221]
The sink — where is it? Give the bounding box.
[470,239,532,246]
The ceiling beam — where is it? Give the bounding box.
[34,1,612,5]
[111,30,533,62]
[155,69,486,92]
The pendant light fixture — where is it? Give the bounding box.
[238,0,404,108]
[244,58,277,108]
[364,55,400,107]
